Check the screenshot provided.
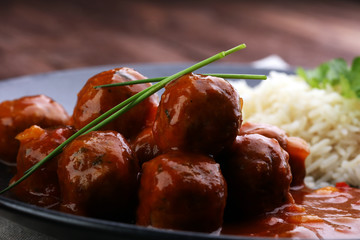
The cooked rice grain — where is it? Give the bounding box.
[233,72,360,188]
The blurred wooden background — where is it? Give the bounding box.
[1,0,360,80]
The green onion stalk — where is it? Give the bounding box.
[1,44,248,194]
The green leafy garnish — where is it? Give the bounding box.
[296,57,360,99]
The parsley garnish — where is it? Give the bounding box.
[297,57,360,99]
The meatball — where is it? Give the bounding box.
[239,122,309,186]
[239,122,288,148]
[137,151,227,232]
[57,131,139,221]
[153,73,242,156]
[221,134,293,218]
[9,125,75,208]
[131,127,161,166]
[0,95,70,164]
[72,67,158,140]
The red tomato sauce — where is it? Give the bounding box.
[222,185,360,238]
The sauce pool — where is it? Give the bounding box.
[222,185,360,239]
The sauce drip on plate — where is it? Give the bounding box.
[222,185,360,239]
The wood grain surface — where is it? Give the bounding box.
[1,0,360,80]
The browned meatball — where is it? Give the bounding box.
[72,67,158,140]
[220,134,293,218]
[9,125,75,208]
[131,127,161,166]
[57,131,139,221]
[153,73,242,156]
[239,122,288,148]
[137,151,227,232]
[239,122,309,187]
[0,95,70,164]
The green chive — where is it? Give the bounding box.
[94,73,267,88]
[0,44,246,194]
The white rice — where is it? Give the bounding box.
[232,72,360,188]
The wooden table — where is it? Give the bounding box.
[1,0,360,80]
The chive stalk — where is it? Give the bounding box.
[0,44,246,194]
[94,73,267,88]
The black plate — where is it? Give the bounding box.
[0,63,291,240]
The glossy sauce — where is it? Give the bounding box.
[72,68,158,141]
[3,70,360,239]
[131,127,160,166]
[153,73,241,156]
[10,125,75,208]
[137,151,227,232]
[222,185,360,239]
[57,131,139,221]
[220,134,293,218]
[239,122,309,187]
[0,95,69,164]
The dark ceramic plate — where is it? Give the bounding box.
[0,64,291,240]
